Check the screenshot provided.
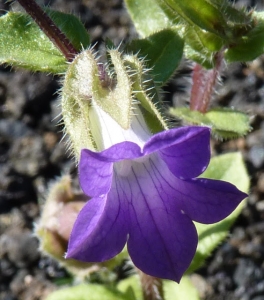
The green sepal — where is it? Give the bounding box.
[170,107,251,139]
[0,11,89,73]
[187,152,249,273]
[62,49,134,157]
[125,28,184,85]
[95,50,133,130]
[61,50,98,157]
[44,284,128,300]
[122,54,168,132]
[98,50,168,134]
[117,275,200,300]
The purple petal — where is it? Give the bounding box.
[144,126,211,178]
[116,155,198,282]
[79,142,142,197]
[128,207,197,282]
[145,154,246,224]
[75,126,247,281]
[176,178,247,224]
[79,149,113,197]
[92,141,142,161]
[66,184,128,261]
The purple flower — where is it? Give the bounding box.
[66,125,246,282]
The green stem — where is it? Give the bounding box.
[138,270,164,300]
[16,0,78,61]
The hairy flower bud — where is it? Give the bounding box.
[35,175,127,277]
[35,176,93,275]
[61,48,167,159]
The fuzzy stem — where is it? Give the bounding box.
[189,49,224,113]
[138,270,164,300]
[16,0,78,61]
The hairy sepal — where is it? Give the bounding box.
[122,54,168,133]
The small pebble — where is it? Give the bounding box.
[248,146,264,168]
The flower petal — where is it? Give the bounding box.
[128,207,197,282]
[146,155,246,224]
[176,178,247,224]
[116,155,198,282]
[144,126,211,178]
[66,186,128,261]
[79,142,142,197]
[79,150,113,197]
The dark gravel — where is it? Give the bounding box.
[1,0,264,299]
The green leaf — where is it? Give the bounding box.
[45,9,90,52]
[206,108,251,139]
[125,28,184,85]
[170,107,251,139]
[164,277,200,300]
[162,0,227,36]
[170,106,211,125]
[124,0,173,37]
[117,275,142,300]
[0,12,66,72]
[186,26,223,52]
[0,11,90,73]
[184,44,213,69]
[117,275,200,300]
[183,26,223,68]
[160,0,253,41]
[45,284,127,300]
[151,0,255,66]
[187,152,249,273]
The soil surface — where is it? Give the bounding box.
[1,0,264,300]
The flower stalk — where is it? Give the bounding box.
[189,49,224,113]
[16,0,78,61]
[138,270,164,300]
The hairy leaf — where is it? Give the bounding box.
[126,28,184,85]
[170,107,251,139]
[0,11,89,73]
[124,0,172,37]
